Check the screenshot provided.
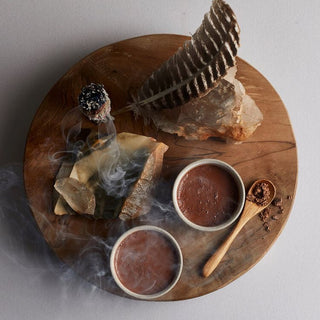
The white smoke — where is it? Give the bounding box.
[0,109,218,300]
[0,163,126,298]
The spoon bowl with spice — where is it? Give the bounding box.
[202,179,276,278]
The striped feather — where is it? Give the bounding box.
[113,0,240,117]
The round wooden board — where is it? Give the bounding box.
[24,34,297,301]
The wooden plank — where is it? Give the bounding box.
[24,34,297,301]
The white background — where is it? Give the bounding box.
[1,0,320,319]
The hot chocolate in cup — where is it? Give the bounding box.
[110,225,183,300]
[172,159,245,232]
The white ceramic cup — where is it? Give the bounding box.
[172,159,245,232]
[110,225,183,300]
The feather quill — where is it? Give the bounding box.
[113,0,240,116]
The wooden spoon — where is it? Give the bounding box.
[202,179,276,278]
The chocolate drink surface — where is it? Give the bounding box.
[177,164,239,227]
[114,230,180,295]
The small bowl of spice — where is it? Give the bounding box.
[172,159,245,232]
[110,225,183,300]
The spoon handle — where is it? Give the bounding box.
[202,219,247,277]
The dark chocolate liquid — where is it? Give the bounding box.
[114,230,179,295]
[177,164,239,227]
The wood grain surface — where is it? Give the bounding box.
[24,34,297,301]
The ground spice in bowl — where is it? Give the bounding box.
[246,181,271,206]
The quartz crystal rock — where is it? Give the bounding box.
[147,67,263,142]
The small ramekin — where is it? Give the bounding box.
[110,225,183,300]
[172,159,245,232]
